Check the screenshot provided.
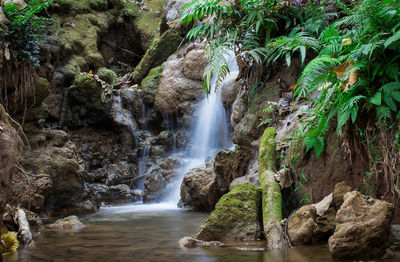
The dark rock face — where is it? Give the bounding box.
[142,157,183,203]
[0,122,22,217]
[328,191,394,259]
[195,183,262,241]
[179,167,217,211]
[213,150,251,197]
[179,149,251,211]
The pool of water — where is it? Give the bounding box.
[3,203,400,262]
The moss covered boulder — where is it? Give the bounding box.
[132,29,183,84]
[195,183,262,242]
[141,66,163,106]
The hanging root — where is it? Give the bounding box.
[0,103,30,150]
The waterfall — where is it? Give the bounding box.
[165,52,239,204]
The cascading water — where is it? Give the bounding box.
[165,52,239,204]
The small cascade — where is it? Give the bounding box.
[163,114,178,153]
[136,88,149,130]
[111,92,141,147]
[165,52,239,204]
[136,135,151,190]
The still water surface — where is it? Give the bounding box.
[4,203,399,262]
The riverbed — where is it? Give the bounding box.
[3,203,399,262]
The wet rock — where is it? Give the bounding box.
[97,68,117,85]
[213,149,250,197]
[183,48,208,81]
[332,181,352,209]
[47,215,86,232]
[229,173,259,191]
[328,191,394,259]
[132,29,183,84]
[0,122,22,217]
[154,54,204,116]
[288,205,319,245]
[179,167,217,211]
[142,157,183,202]
[231,83,247,126]
[220,75,239,108]
[178,237,223,248]
[195,183,262,241]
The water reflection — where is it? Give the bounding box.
[3,204,400,262]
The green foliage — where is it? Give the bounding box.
[1,0,53,66]
[181,0,281,93]
[288,0,400,156]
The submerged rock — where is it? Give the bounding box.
[328,191,394,259]
[47,215,86,232]
[178,237,223,248]
[195,183,262,242]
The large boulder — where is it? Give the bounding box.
[332,181,352,209]
[288,205,319,245]
[160,0,191,33]
[179,167,217,211]
[19,132,83,215]
[154,52,204,116]
[195,183,262,242]
[0,122,22,217]
[328,191,394,259]
[183,48,208,81]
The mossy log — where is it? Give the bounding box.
[258,127,284,249]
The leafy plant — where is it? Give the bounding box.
[1,0,54,66]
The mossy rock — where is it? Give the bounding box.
[68,74,108,112]
[132,29,182,84]
[97,68,117,85]
[141,66,162,106]
[195,183,262,241]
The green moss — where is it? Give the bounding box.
[132,29,182,84]
[195,183,262,241]
[74,74,96,87]
[259,127,277,171]
[141,66,163,105]
[97,68,118,84]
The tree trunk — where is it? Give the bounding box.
[258,127,284,249]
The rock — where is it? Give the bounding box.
[179,167,217,211]
[220,75,239,108]
[233,83,280,148]
[328,191,394,259]
[68,74,112,125]
[313,193,332,216]
[229,173,259,191]
[141,66,163,106]
[160,0,191,33]
[178,237,223,248]
[315,207,336,240]
[142,157,183,202]
[332,181,352,209]
[0,122,22,216]
[43,94,62,120]
[97,68,117,85]
[183,49,208,81]
[154,55,204,116]
[288,205,319,245]
[274,168,292,189]
[391,224,400,242]
[195,183,262,242]
[47,215,86,232]
[213,149,250,197]
[132,29,183,84]
[231,89,247,126]
[19,139,83,215]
